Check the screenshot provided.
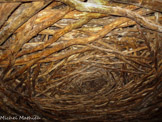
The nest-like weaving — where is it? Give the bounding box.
[0,0,162,121]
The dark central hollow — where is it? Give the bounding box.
[57,67,116,96]
[74,77,108,94]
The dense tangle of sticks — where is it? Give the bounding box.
[0,0,161,121]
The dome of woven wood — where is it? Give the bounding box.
[0,0,162,121]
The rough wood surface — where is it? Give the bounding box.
[0,2,20,27]
[0,0,161,121]
[110,0,162,12]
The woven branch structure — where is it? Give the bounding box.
[0,0,162,121]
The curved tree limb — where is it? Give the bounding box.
[59,0,162,32]
[110,0,162,12]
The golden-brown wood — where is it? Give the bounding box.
[0,0,161,121]
[110,0,162,12]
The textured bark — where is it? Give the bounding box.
[110,0,162,12]
[0,7,70,62]
[59,0,162,32]
[0,1,52,45]
[0,3,20,27]
[0,1,161,121]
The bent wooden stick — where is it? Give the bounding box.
[59,0,162,32]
